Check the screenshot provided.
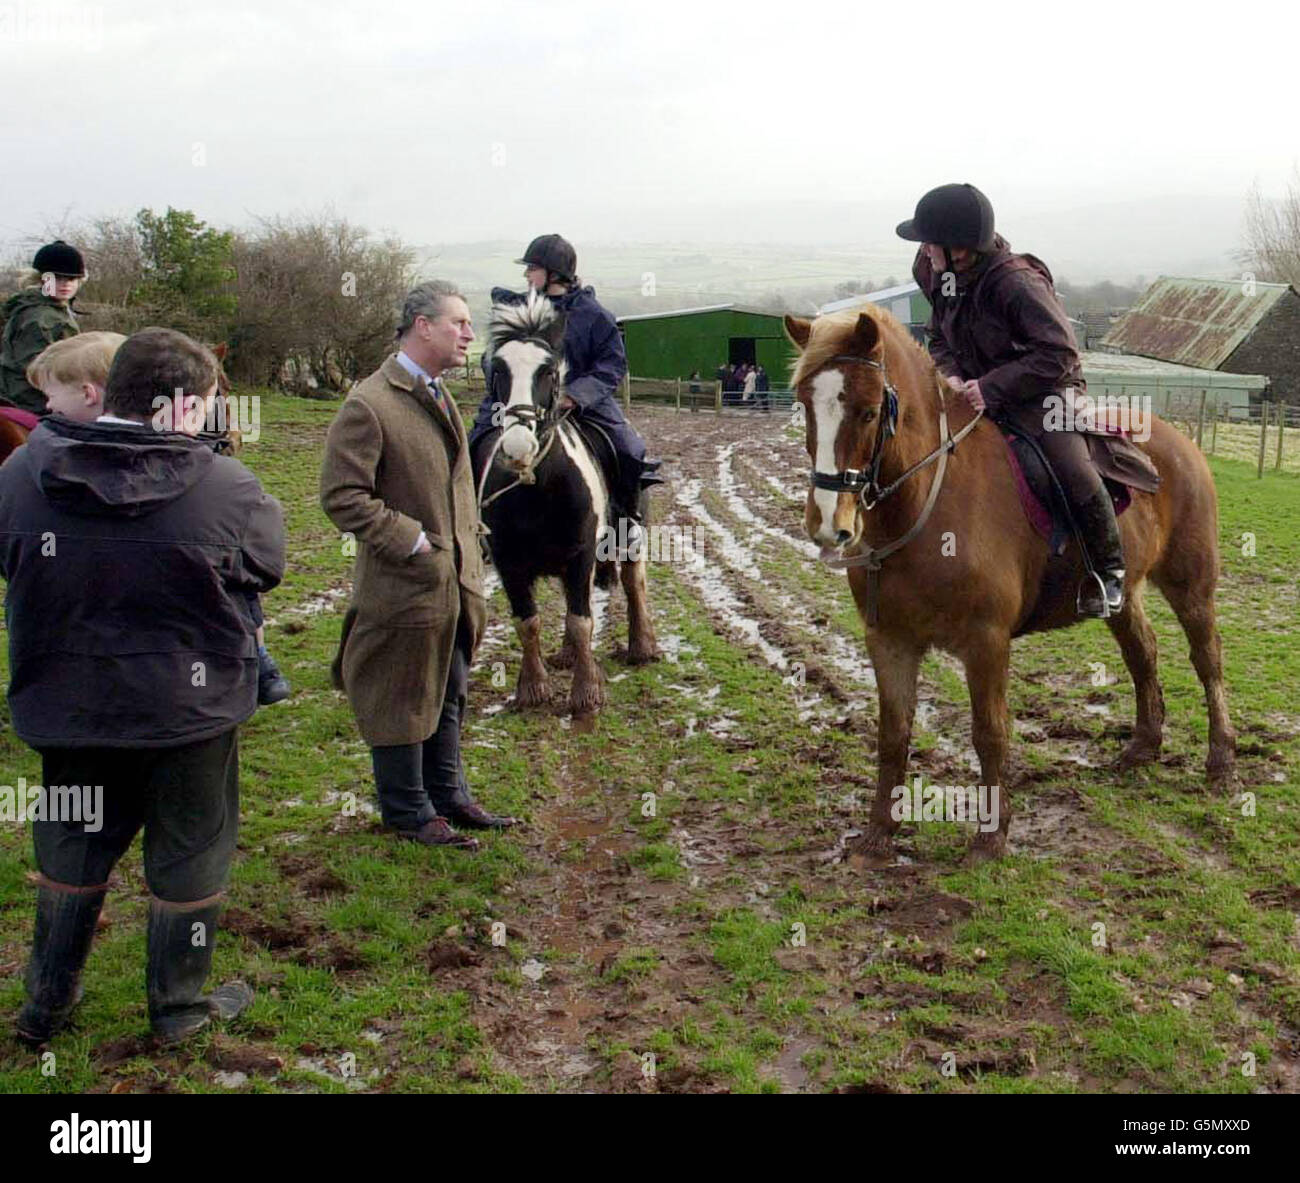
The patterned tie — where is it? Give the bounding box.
[426,377,448,418]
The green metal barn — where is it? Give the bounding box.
[617,304,796,383]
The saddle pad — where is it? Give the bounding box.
[0,405,41,431]
[1003,430,1155,552]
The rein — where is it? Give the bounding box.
[811,352,984,625]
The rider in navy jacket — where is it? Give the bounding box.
[469,235,661,524]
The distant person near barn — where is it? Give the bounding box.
[898,183,1126,617]
[0,240,85,416]
[468,234,663,534]
[755,364,770,413]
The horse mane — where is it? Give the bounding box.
[487,291,560,352]
[790,303,934,388]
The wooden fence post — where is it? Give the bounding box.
[1257,400,1270,478]
[1196,389,1207,450]
[715,381,722,414]
[623,372,631,412]
[1276,402,1286,471]
[675,377,681,414]
[1210,398,1219,454]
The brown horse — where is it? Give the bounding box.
[784,306,1235,860]
[0,410,32,466]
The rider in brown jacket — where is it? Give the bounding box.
[900,183,1124,616]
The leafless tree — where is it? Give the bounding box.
[1240,168,1300,289]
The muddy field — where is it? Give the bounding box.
[1,396,1297,1094]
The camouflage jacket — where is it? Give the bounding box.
[0,288,80,413]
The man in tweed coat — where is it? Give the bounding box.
[321,280,515,849]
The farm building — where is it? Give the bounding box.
[1079,351,1264,420]
[1102,277,1300,404]
[819,281,929,341]
[616,304,796,382]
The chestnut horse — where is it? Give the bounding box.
[785,306,1235,860]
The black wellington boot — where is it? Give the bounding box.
[1074,490,1126,618]
[16,883,107,1045]
[257,646,291,705]
[147,899,253,1045]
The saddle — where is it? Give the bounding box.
[0,405,41,432]
[1002,419,1160,555]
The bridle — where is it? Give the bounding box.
[476,340,572,515]
[807,355,900,510]
[807,350,984,625]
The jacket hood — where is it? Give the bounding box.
[489,284,598,310]
[553,284,597,310]
[2,288,61,317]
[20,416,216,518]
[913,234,1052,296]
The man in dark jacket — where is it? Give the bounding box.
[469,234,662,529]
[0,327,286,1045]
[899,183,1124,616]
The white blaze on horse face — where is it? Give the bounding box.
[810,369,848,543]
[495,338,549,467]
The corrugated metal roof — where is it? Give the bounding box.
[1079,350,1265,390]
[1102,277,1292,369]
[616,302,779,324]
[819,281,920,315]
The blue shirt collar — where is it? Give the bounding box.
[395,350,439,388]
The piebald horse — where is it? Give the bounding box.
[785,306,1235,860]
[475,293,658,715]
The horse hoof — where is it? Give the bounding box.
[846,827,895,868]
[1206,761,1239,795]
[569,689,605,716]
[547,647,577,670]
[515,681,552,709]
[1116,739,1161,771]
[624,642,660,666]
[965,832,1008,863]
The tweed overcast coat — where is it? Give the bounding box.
[320,354,486,746]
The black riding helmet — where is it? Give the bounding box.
[32,239,86,278]
[896,184,996,252]
[516,234,577,284]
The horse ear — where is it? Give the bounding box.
[784,315,811,350]
[852,313,881,355]
[212,342,228,361]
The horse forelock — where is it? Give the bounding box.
[789,304,927,389]
[487,292,560,352]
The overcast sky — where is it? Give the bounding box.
[3,0,1298,280]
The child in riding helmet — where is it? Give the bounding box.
[468,234,663,529]
[897,183,1125,618]
[1,240,84,416]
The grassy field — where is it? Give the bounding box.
[0,393,1296,1094]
